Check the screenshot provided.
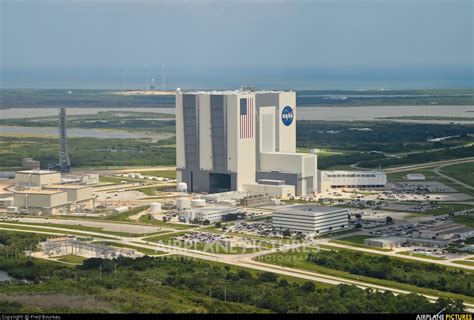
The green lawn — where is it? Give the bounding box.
[254,248,474,304]
[453,215,474,227]
[6,221,154,238]
[94,241,166,256]
[332,234,376,244]
[99,175,144,184]
[330,235,392,252]
[135,184,175,195]
[104,205,149,222]
[441,162,474,188]
[137,170,176,179]
[422,203,474,216]
[0,223,117,239]
[55,254,87,264]
[397,251,446,260]
[452,260,474,267]
[138,215,196,229]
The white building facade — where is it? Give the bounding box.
[318,171,387,192]
[272,205,349,234]
[176,90,318,196]
[179,207,239,223]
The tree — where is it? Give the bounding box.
[355,223,362,229]
[258,272,277,282]
[203,219,210,225]
[215,222,222,228]
[355,213,362,219]
[282,229,292,238]
[301,281,315,293]
[386,216,393,224]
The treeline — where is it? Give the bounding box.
[358,145,474,169]
[0,136,176,168]
[0,231,466,314]
[296,120,474,152]
[307,250,474,296]
[78,256,465,314]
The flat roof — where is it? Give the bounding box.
[14,189,65,195]
[275,205,348,214]
[16,170,60,175]
[322,170,384,175]
[180,90,293,95]
[45,184,89,190]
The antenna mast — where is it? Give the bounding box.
[58,107,71,173]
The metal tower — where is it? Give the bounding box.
[58,107,71,173]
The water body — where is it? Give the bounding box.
[0,107,176,119]
[0,126,174,141]
[297,105,474,123]
[0,270,14,282]
[1,105,474,124]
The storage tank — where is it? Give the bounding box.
[176,198,191,210]
[191,199,206,207]
[177,182,187,192]
[150,202,161,213]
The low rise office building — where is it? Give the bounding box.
[272,205,349,235]
[318,171,387,192]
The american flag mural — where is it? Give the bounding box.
[240,97,254,139]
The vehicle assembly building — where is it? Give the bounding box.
[176,90,317,196]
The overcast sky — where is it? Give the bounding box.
[1,0,472,89]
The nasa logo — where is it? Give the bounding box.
[281,106,294,126]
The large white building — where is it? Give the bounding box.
[318,171,387,192]
[176,90,317,196]
[179,207,239,223]
[15,170,61,187]
[272,205,349,234]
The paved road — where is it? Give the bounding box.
[3,220,474,310]
[434,162,474,190]
[383,157,474,173]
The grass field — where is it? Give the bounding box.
[94,241,166,255]
[137,215,196,229]
[55,254,87,264]
[6,221,154,238]
[452,260,474,267]
[0,223,117,239]
[453,215,474,227]
[424,203,474,216]
[397,251,446,260]
[329,235,392,252]
[441,162,474,188]
[104,205,149,222]
[137,170,176,179]
[254,248,474,304]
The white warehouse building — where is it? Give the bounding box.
[15,170,61,187]
[318,171,387,192]
[272,205,349,235]
[176,90,317,196]
[179,207,239,224]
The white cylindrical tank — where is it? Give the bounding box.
[176,198,191,210]
[177,182,187,192]
[150,202,161,213]
[191,199,206,207]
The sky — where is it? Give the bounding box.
[1,0,473,89]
